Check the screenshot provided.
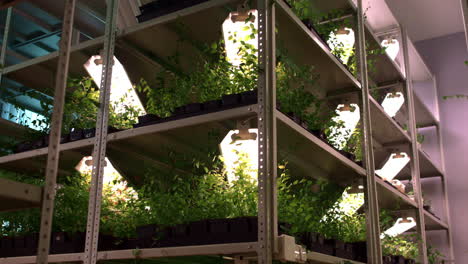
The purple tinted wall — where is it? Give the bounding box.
[416,32,468,262]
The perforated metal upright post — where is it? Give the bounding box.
[461,0,468,50]
[356,0,382,263]
[433,75,455,262]
[36,1,76,264]
[401,27,428,264]
[0,7,12,85]
[256,0,277,263]
[83,1,119,264]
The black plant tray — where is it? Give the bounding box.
[137,0,210,23]
[13,126,121,154]
[133,90,257,128]
[136,217,259,249]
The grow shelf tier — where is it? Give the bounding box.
[414,94,439,127]
[276,0,361,92]
[424,210,449,231]
[395,145,444,179]
[0,118,30,140]
[369,96,411,146]
[0,105,256,180]
[0,242,258,264]
[304,0,406,84]
[375,176,416,210]
[3,0,366,99]
[307,252,364,264]
[0,178,42,212]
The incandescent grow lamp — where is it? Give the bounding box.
[381,38,400,61]
[222,8,258,66]
[381,92,405,117]
[381,217,416,238]
[220,128,258,183]
[84,55,145,115]
[375,152,410,181]
[328,103,360,150]
[328,27,355,64]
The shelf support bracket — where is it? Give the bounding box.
[36,1,77,264]
[0,6,12,86]
[83,1,120,264]
[257,0,278,264]
[356,0,383,263]
[401,27,429,264]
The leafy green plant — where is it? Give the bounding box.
[427,245,445,264]
[381,234,419,260]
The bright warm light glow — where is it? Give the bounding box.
[75,156,138,201]
[376,153,410,181]
[381,92,405,117]
[84,55,145,115]
[328,27,355,64]
[328,104,360,150]
[75,156,120,185]
[381,38,400,61]
[337,188,365,215]
[222,9,258,66]
[219,129,258,183]
[381,217,416,238]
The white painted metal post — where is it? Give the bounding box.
[432,75,455,263]
[83,1,119,264]
[461,0,468,51]
[0,7,12,79]
[401,27,429,264]
[356,0,382,263]
[257,0,277,263]
[36,1,76,264]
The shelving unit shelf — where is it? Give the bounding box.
[0,0,453,263]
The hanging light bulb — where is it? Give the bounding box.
[222,7,258,66]
[219,128,258,184]
[327,26,355,64]
[381,217,416,238]
[381,37,400,61]
[84,55,146,115]
[375,152,410,181]
[328,103,360,150]
[381,92,405,117]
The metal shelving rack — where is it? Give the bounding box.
[0,0,453,263]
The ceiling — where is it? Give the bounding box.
[385,0,465,42]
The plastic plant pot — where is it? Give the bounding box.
[222,94,241,108]
[351,241,367,262]
[83,128,96,139]
[184,103,203,114]
[15,142,32,153]
[202,100,222,112]
[69,129,84,142]
[138,114,161,124]
[240,90,258,105]
[30,138,44,149]
[229,217,258,243]
[207,219,230,244]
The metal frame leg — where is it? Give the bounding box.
[83,1,120,264]
[36,1,77,264]
[356,0,382,263]
[257,0,277,263]
[0,7,12,83]
[401,27,428,264]
[433,76,455,263]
